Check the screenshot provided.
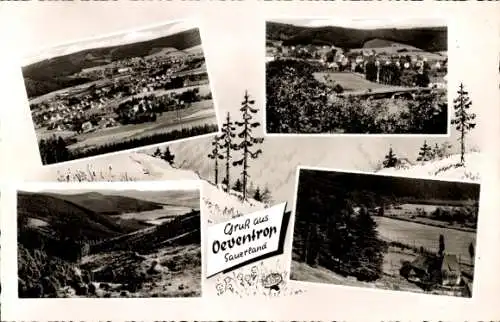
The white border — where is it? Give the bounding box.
[0,2,499,320]
[21,17,222,169]
[262,16,451,137]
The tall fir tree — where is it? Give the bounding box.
[468,242,475,261]
[416,140,433,162]
[382,147,398,168]
[438,234,445,257]
[232,91,264,200]
[219,112,238,192]
[351,207,385,274]
[207,135,223,185]
[451,83,476,164]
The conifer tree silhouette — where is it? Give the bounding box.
[232,91,264,200]
[451,83,476,164]
[219,112,238,192]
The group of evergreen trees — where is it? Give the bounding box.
[39,135,71,165]
[383,141,454,169]
[364,58,432,88]
[207,91,266,201]
[382,83,476,168]
[232,178,271,203]
[294,173,387,282]
[152,146,175,166]
[266,59,448,134]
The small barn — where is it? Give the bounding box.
[81,121,93,132]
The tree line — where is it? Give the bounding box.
[266,59,448,134]
[39,123,218,165]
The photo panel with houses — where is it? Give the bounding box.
[264,17,449,135]
[21,19,220,166]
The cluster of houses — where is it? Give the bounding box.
[267,42,447,88]
[30,50,209,134]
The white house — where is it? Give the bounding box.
[81,121,93,132]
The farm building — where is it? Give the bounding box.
[118,67,132,73]
[81,121,93,132]
[441,254,462,287]
[406,255,434,283]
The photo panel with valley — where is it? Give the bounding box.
[17,185,202,298]
[291,168,480,298]
[265,18,448,135]
[22,19,219,166]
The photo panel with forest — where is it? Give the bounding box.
[17,184,202,298]
[265,18,448,135]
[291,167,480,298]
[22,19,219,166]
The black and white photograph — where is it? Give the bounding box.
[22,20,219,165]
[9,5,491,308]
[291,168,480,297]
[17,186,202,298]
[265,18,448,135]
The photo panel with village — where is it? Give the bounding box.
[290,167,480,298]
[16,182,202,298]
[22,19,219,166]
[265,18,449,135]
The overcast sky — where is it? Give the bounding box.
[269,18,447,30]
[21,19,197,66]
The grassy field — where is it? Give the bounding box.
[382,203,477,232]
[64,100,217,152]
[313,72,402,92]
[29,78,114,105]
[375,216,476,266]
[291,260,425,294]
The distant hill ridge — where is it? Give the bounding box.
[22,28,202,98]
[266,22,447,52]
[17,191,167,240]
[46,191,165,215]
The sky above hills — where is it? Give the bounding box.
[270,18,447,30]
[21,19,197,66]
